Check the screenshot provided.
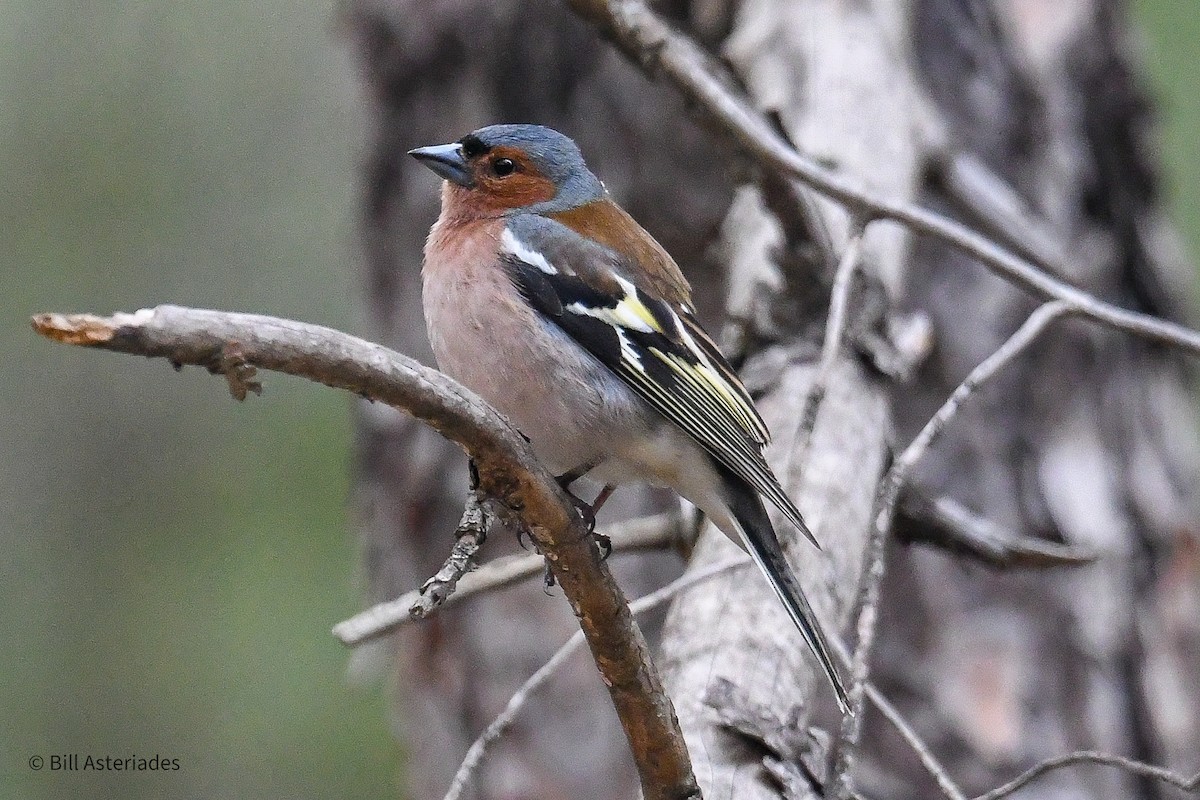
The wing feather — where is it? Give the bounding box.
[501,226,816,545]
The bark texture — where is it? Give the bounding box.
[343,2,730,797]
[875,4,1200,797]
[344,0,1199,798]
[654,1,921,794]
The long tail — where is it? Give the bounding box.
[722,469,851,714]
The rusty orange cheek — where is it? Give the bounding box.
[480,172,556,208]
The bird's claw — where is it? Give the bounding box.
[571,496,598,536]
[559,484,615,559]
[593,532,612,561]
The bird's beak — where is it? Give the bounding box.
[408,143,473,187]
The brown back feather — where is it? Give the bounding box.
[550,199,692,305]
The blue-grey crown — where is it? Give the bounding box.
[464,124,605,211]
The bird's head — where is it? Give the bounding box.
[409,124,604,218]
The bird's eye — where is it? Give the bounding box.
[491,157,516,177]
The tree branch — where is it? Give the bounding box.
[336,483,1087,651]
[442,628,583,800]
[334,511,683,645]
[31,306,701,800]
[564,0,1200,356]
[894,491,1098,569]
[971,752,1199,800]
[862,683,967,800]
[442,556,750,800]
[409,488,494,619]
[787,221,868,477]
[820,628,969,800]
[336,483,1083,652]
[833,301,1075,791]
[562,3,1200,798]
[889,302,1075,483]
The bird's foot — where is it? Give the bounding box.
[555,459,598,490]
[568,493,598,536]
[564,484,616,558]
[570,502,615,561]
[592,531,612,561]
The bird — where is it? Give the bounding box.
[410,123,849,713]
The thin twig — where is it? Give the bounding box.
[818,599,968,800]
[830,567,1193,800]
[831,301,1075,793]
[936,151,1069,279]
[334,512,681,645]
[786,221,868,483]
[863,684,968,800]
[559,7,1200,799]
[816,223,869,380]
[443,557,752,800]
[894,491,1097,569]
[565,0,1200,356]
[443,630,580,800]
[336,483,1082,649]
[892,301,1074,479]
[335,485,1077,649]
[410,489,492,619]
[31,306,700,800]
[972,751,1199,800]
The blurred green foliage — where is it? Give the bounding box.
[1134,0,1200,270]
[1,2,1196,799]
[1,1,399,798]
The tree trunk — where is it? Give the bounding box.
[344,1,1199,798]
[343,2,730,796]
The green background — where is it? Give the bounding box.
[0,2,1195,798]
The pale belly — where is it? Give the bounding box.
[420,216,725,517]
[423,249,650,476]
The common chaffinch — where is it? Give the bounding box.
[411,124,848,712]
